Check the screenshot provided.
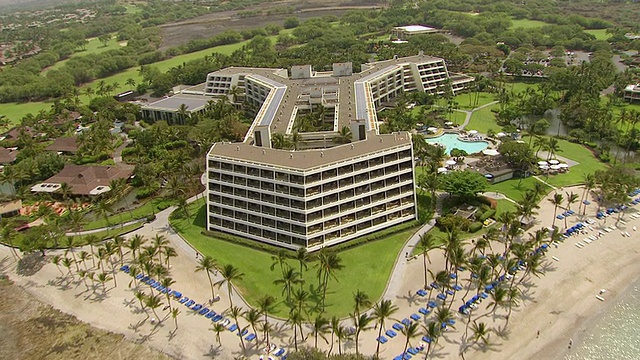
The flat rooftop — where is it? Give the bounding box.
[394,25,436,32]
[143,94,210,112]
[209,131,411,171]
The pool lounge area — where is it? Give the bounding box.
[425,133,489,155]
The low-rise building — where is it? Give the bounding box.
[391,25,440,40]
[31,164,133,197]
[624,84,640,102]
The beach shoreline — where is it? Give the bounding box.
[1,185,639,359]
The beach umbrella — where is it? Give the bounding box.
[416,123,424,127]
[427,127,438,133]
[558,163,569,168]
[539,165,549,170]
[482,149,499,156]
[549,159,560,165]
[437,167,448,173]
[484,174,494,179]
[445,121,454,126]
[550,164,561,170]
[496,132,506,138]
[445,160,457,165]
[538,161,549,166]
[468,130,478,135]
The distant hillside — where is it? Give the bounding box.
[0,0,91,13]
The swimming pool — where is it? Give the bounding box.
[425,133,489,155]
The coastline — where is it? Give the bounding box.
[468,187,640,360]
[1,185,640,359]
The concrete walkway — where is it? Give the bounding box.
[381,219,435,301]
[458,100,499,130]
[533,175,559,190]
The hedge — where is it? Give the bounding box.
[200,220,421,255]
[469,222,483,233]
[478,209,496,222]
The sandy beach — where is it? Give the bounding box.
[1,184,640,359]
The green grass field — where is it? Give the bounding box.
[585,29,609,41]
[465,105,500,134]
[510,18,550,29]
[537,138,608,187]
[454,91,496,110]
[3,222,142,250]
[170,199,417,318]
[44,35,125,73]
[489,177,551,202]
[1,102,54,128]
[83,197,176,230]
[4,35,277,122]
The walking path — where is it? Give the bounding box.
[381,219,435,301]
[533,175,559,190]
[457,100,498,130]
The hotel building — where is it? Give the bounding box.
[205,54,473,251]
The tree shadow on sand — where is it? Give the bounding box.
[16,253,46,276]
[202,344,222,359]
[396,289,421,306]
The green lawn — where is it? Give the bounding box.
[454,91,496,110]
[489,177,551,202]
[170,199,417,318]
[4,222,142,250]
[1,101,54,127]
[72,222,143,245]
[536,138,608,187]
[585,29,609,41]
[5,34,278,121]
[495,199,517,215]
[44,35,125,73]
[510,18,550,29]
[465,105,500,134]
[83,197,176,230]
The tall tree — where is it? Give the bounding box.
[195,255,219,302]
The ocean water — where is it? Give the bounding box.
[565,282,640,360]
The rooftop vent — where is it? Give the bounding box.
[236,146,240,151]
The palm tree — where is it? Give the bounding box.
[77,251,91,272]
[134,290,147,311]
[423,321,442,358]
[127,234,146,262]
[328,316,339,356]
[151,234,169,264]
[294,247,309,284]
[97,272,112,293]
[176,104,190,125]
[160,277,176,312]
[51,255,64,276]
[270,249,289,278]
[211,322,226,346]
[257,295,277,348]
[462,321,490,359]
[547,137,561,160]
[334,323,350,355]
[373,299,398,357]
[311,315,330,348]
[61,257,74,279]
[170,308,180,332]
[62,236,79,271]
[333,126,352,144]
[163,246,178,268]
[580,173,596,215]
[352,289,371,319]
[125,78,136,89]
[195,255,219,302]
[400,321,420,355]
[564,191,579,228]
[273,267,303,305]
[288,310,304,352]
[243,308,262,343]
[145,294,163,321]
[352,312,373,355]
[229,306,246,354]
[215,264,244,309]
[548,192,564,228]
[316,251,344,311]
[417,232,440,290]
[291,288,310,316]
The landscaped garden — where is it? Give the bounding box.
[170,198,420,318]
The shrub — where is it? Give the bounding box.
[478,209,496,222]
[157,203,170,211]
[469,222,483,233]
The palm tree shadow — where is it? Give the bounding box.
[202,344,222,359]
[396,289,420,306]
[493,324,511,339]
[122,298,136,308]
[129,318,147,333]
